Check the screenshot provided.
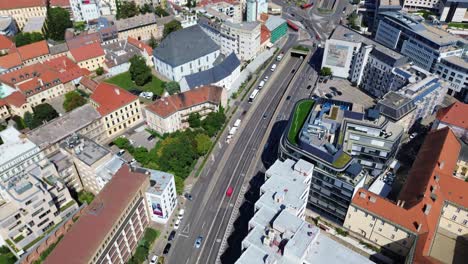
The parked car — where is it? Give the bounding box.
[168,230,176,241]
[286,96,291,100]
[325,93,333,99]
[163,243,171,255]
[150,255,158,264]
[194,236,203,248]
[129,89,141,96]
[147,135,156,141]
[307,85,312,90]
[178,209,185,220]
[174,219,181,230]
[184,193,193,201]
[264,75,269,82]
[117,150,125,156]
[271,64,277,72]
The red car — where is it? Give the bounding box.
[226,186,233,197]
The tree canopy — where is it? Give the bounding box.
[155,6,169,17]
[129,55,152,86]
[163,20,182,38]
[63,91,87,112]
[188,112,201,128]
[165,81,180,95]
[195,133,211,155]
[46,7,72,41]
[320,67,333,77]
[117,1,139,19]
[201,110,226,137]
[14,32,44,47]
[24,103,59,129]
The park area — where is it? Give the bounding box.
[105,71,165,96]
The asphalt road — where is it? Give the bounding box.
[164,36,300,264]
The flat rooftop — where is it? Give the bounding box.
[27,104,101,149]
[95,156,125,183]
[442,55,468,70]
[22,16,45,33]
[145,169,174,196]
[60,135,109,166]
[0,127,38,167]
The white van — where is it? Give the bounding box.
[258,80,265,89]
[271,64,277,72]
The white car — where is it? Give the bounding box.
[150,255,158,264]
[178,209,185,220]
[409,132,418,139]
[174,219,181,230]
[271,64,277,72]
[264,75,269,82]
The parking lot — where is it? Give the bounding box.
[314,78,376,108]
[126,125,157,150]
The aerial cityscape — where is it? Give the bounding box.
[0,0,466,263]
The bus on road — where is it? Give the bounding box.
[249,89,260,102]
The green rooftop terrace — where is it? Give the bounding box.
[287,99,315,145]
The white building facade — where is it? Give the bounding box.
[145,169,177,224]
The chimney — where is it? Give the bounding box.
[38,79,43,86]
[417,223,423,232]
[400,200,406,208]
[438,161,444,169]
[115,88,120,95]
[397,200,401,206]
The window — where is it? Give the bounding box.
[394,227,398,232]
[391,234,395,239]
[463,220,467,226]
[452,215,457,221]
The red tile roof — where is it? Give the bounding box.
[127,37,153,55]
[66,32,101,49]
[435,102,468,129]
[90,83,138,116]
[17,40,49,61]
[0,35,14,51]
[49,0,70,7]
[44,165,148,264]
[42,56,90,83]
[261,25,271,45]
[0,64,43,85]
[0,53,22,69]
[79,76,99,92]
[146,85,223,118]
[0,0,46,9]
[0,91,27,107]
[69,42,105,62]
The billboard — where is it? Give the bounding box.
[325,44,349,68]
[148,194,164,218]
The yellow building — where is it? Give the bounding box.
[90,83,143,139]
[69,42,105,71]
[114,13,161,41]
[0,1,47,29]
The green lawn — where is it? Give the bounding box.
[288,100,314,145]
[105,72,165,96]
[448,22,468,29]
[0,253,16,264]
[332,152,352,168]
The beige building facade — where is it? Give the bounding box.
[76,55,105,71]
[0,5,47,30]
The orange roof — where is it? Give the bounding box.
[146,86,223,118]
[261,25,271,44]
[435,102,468,129]
[44,165,148,264]
[0,53,22,69]
[127,37,153,55]
[42,56,90,83]
[0,91,27,108]
[259,13,269,22]
[90,83,138,116]
[17,40,49,61]
[79,77,98,92]
[69,42,105,62]
[0,0,45,9]
[0,35,14,51]
[49,0,70,7]
[0,63,43,85]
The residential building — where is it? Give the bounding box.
[454,141,468,180]
[17,40,50,66]
[374,11,466,72]
[433,101,468,142]
[90,83,143,139]
[376,66,447,131]
[66,31,101,50]
[102,39,143,77]
[436,55,468,102]
[69,42,106,71]
[357,0,402,33]
[0,162,78,255]
[196,1,242,23]
[0,35,15,55]
[114,13,159,41]
[180,52,241,91]
[48,151,83,192]
[0,90,30,121]
[237,159,372,264]
[322,25,407,84]
[264,15,287,43]
[70,0,101,22]
[96,17,119,42]
[45,165,150,264]
[344,127,468,263]
[0,1,47,30]
[402,0,443,12]
[246,0,268,22]
[144,169,177,224]
[279,98,404,223]
[199,19,261,61]
[48,43,70,59]
[145,85,226,134]
[22,16,45,33]
[439,0,468,23]
[94,155,125,191]
[127,37,153,67]
[0,53,22,75]
[0,16,18,36]
[153,25,221,81]
[0,127,45,182]
[26,104,106,155]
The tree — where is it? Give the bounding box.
[133,147,149,164]
[117,1,139,19]
[140,3,153,14]
[77,191,94,205]
[174,175,184,195]
[320,67,333,77]
[155,6,169,17]
[148,34,158,49]
[129,55,152,86]
[23,111,36,129]
[63,91,87,112]
[33,103,59,126]
[195,133,211,155]
[46,7,73,41]
[201,110,226,137]
[113,137,133,150]
[12,116,26,130]
[96,67,104,76]
[14,32,44,47]
[163,20,182,38]
[165,81,180,95]
[188,112,201,128]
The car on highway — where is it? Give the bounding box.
[163,243,171,255]
[194,236,203,248]
[168,230,176,241]
[409,132,418,140]
[336,90,343,96]
[178,209,185,220]
[174,219,181,230]
[263,114,267,119]
[307,85,312,89]
[291,69,296,74]
[258,80,265,89]
[226,186,233,197]
[150,255,158,264]
[286,96,291,100]
[184,193,193,201]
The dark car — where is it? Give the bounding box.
[330,87,337,92]
[307,85,312,90]
[147,135,155,141]
[325,93,333,99]
[324,79,328,83]
[286,96,291,100]
[291,69,296,74]
[336,91,343,96]
[184,193,193,201]
[263,114,267,119]
[129,89,141,95]
[163,243,171,255]
[168,230,176,241]
[311,94,318,99]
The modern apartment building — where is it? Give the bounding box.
[196,1,242,23]
[436,55,468,102]
[45,165,151,264]
[374,11,466,72]
[264,15,287,43]
[114,13,160,41]
[90,83,143,139]
[402,0,443,11]
[344,127,468,263]
[0,127,45,182]
[145,85,227,134]
[144,169,177,224]
[153,25,221,81]
[0,1,47,30]
[439,0,468,23]
[70,0,100,22]
[0,162,78,255]
[237,159,372,263]
[246,0,268,22]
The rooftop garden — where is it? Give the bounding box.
[448,22,468,29]
[288,100,315,145]
[332,152,352,168]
